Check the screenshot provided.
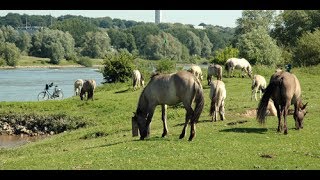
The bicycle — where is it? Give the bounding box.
[37,82,64,101]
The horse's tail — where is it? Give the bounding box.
[193,79,204,123]
[225,61,229,71]
[256,81,276,124]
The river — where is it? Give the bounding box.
[0,67,105,102]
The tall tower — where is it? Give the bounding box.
[155,10,161,24]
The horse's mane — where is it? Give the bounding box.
[136,87,148,114]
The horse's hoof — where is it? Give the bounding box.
[179,134,185,139]
[140,136,145,140]
[161,133,167,137]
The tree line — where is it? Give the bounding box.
[1,11,320,68]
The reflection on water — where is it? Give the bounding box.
[0,134,44,148]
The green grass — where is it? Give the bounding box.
[0,65,319,169]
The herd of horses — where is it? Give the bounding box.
[73,57,308,141]
[131,57,308,141]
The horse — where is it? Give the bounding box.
[74,79,84,96]
[132,70,144,90]
[251,74,267,101]
[187,65,203,81]
[132,70,204,141]
[225,58,252,78]
[256,71,308,134]
[207,64,223,85]
[80,79,96,101]
[209,80,226,122]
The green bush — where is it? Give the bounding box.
[102,50,135,83]
[78,56,93,67]
[156,59,176,73]
[0,42,20,66]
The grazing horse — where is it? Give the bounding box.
[74,79,84,96]
[256,71,308,134]
[209,80,226,122]
[251,74,267,101]
[207,64,223,85]
[187,65,203,81]
[132,70,145,90]
[132,71,204,141]
[225,58,252,78]
[80,79,96,101]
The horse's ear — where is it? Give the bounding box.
[302,102,308,110]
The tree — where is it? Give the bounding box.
[144,32,186,61]
[16,31,31,54]
[129,23,160,56]
[233,10,276,46]
[81,31,111,58]
[51,18,98,47]
[293,28,320,66]
[108,29,137,53]
[29,28,76,63]
[237,27,282,66]
[0,42,20,66]
[212,46,239,64]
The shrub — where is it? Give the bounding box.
[102,50,135,83]
[78,56,93,67]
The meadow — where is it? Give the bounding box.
[0,65,319,170]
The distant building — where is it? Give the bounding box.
[193,25,205,30]
[155,10,161,24]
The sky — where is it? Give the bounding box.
[0,10,242,28]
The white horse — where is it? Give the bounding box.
[207,63,222,85]
[187,65,203,81]
[74,79,84,96]
[225,58,252,78]
[209,80,226,122]
[132,70,144,90]
[251,74,267,101]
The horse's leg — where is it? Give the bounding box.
[145,109,155,138]
[219,99,225,121]
[161,104,168,137]
[215,102,219,122]
[283,102,290,135]
[180,104,193,139]
[207,74,211,86]
[274,102,282,132]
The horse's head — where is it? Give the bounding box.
[132,111,148,140]
[294,102,308,130]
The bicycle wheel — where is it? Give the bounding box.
[38,91,49,101]
[53,90,64,100]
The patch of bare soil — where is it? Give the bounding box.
[242,109,258,118]
[241,109,294,118]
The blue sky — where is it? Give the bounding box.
[0,10,242,28]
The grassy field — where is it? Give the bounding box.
[0,65,319,170]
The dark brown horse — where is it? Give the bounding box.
[256,71,308,134]
[132,71,204,141]
[80,79,96,101]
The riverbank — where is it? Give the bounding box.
[0,65,104,69]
